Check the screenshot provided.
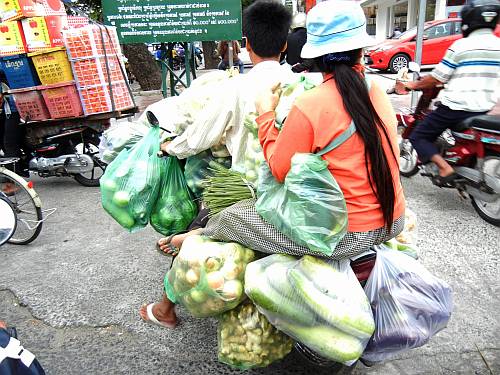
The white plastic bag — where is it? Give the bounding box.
[99,121,150,164]
[362,244,453,362]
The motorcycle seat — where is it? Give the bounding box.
[456,115,500,132]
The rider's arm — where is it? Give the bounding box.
[406,45,459,91]
[404,74,443,91]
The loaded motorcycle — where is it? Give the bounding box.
[397,64,500,226]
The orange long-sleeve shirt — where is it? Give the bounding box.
[257,77,405,232]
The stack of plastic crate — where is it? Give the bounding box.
[62,25,134,115]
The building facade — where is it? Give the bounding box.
[362,0,467,41]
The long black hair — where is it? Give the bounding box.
[315,49,397,231]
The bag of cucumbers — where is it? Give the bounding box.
[164,235,256,317]
[150,157,198,236]
[100,125,164,232]
[245,254,375,366]
[218,301,293,370]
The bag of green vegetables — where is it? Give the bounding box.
[245,254,375,366]
[184,150,232,198]
[150,157,198,236]
[100,125,164,232]
[218,301,293,370]
[255,146,348,256]
[164,235,255,317]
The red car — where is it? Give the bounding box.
[365,18,463,73]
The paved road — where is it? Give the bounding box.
[1,76,499,374]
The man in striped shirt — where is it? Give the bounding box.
[402,0,500,185]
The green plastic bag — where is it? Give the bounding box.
[150,157,198,236]
[218,301,293,370]
[256,153,348,256]
[100,125,164,232]
[164,235,255,317]
[184,150,232,198]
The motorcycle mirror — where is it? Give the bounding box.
[146,111,160,127]
[408,62,421,73]
[0,196,17,246]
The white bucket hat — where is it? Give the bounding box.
[301,1,376,59]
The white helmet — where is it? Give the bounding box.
[291,12,307,30]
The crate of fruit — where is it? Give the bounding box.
[39,82,83,119]
[9,86,50,121]
[0,21,27,57]
[0,54,39,89]
[29,47,74,85]
[71,55,126,87]
[0,0,65,22]
[63,25,121,60]
[77,81,134,115]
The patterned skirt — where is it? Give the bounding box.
[203,198,404,260]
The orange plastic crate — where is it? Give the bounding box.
[62,25,121,60]
[78,81,134,115]
[10,86,50,121]
[71,56,125,86]
[40,82,83,119]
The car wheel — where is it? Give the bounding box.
[389,53,410,74]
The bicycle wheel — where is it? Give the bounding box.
[0,171,43,245]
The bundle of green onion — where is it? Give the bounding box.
[202,161,256,216]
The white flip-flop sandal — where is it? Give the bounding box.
[141,303,177,329]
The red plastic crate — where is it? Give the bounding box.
[78,81,134,115]
[62,25,121,60]
[40,82,83,119]
[9,86,50,121]
[71,55,125,86]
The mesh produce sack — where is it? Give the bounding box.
[100,125,164,231]
[184,150,231,198]
[164,235,256,317]
[98,121,150,164]
[150,157,198,236]
[256,152,348,256]
[218,301,293,370]
[245,255,375,366]
[362,244,453,363]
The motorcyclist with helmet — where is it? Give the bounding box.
[398,0,500,186]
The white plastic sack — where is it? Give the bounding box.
[362,244,453,362]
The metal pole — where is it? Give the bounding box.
[411,0,427,107]
[228,41,234,71]
[184,42,191,87]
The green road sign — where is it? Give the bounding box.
[102,0,242,44]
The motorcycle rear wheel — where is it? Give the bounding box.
[399,138,419,177]
[471,155,500,227]
[74,135,107,187]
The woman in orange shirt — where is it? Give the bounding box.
[202,0,405,259]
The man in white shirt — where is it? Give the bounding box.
[139,0,294,329]
[401,0,500,185]
[161,4,295,173]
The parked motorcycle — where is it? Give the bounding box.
[20,121,108,187]
[397,64,500,226]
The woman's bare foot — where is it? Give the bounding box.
[139,294,178,328]
[157,228,203,255]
